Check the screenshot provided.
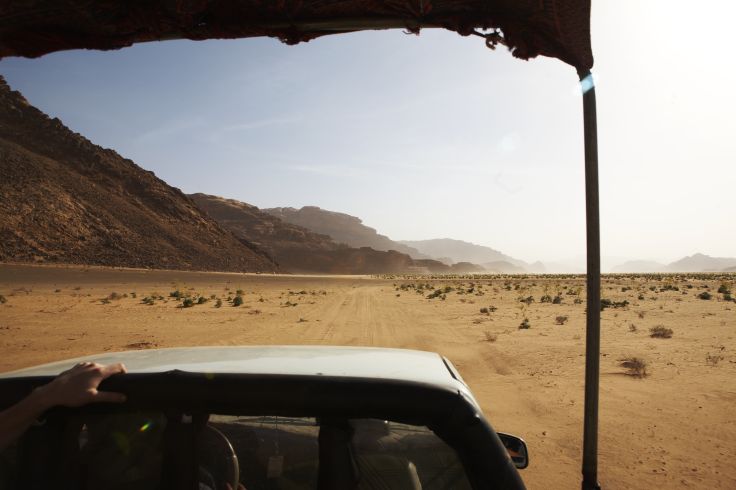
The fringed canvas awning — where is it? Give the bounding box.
[0,0,592,71]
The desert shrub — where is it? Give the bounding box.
[170,290,183,299]
[483,331,497,342]
[130,292,137,298]
[108,292,123,300]
[629,324,637,332]
[660,285,679,292]
[555,315,568,325]
[215,299,222,308]
[574,298,583,304]
[540,295,553,303]
[637,311,645,319]
[54,289,61,293]
[705,353,724,366]
[518,318,531,330]
[697,291,712,300]
[233,296,244,307]
[210,294,217,300]
[717,284,731,294]
[479,307,489,314]
[141,296,155,306]
[600,299,629,311]
[552,295,563,304]
[638,294,645,300]
[0,295,6,304]
[236,289,245,295]
[619,357,647,378]
[649,325,673,338]
[182,298,195,308]
[519,296,534,305]
[197,296,207,305]
[426,289,443,299]
[621,286,632,292]
[724,293,734,302]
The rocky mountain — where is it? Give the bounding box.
[0,76,276,272]
[192,194,454,274]
[399,239,526,269]
[665,253,736,272]
[263,206,427,258]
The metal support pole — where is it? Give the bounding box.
[579,70,601,490]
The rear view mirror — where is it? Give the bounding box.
[497,432,529,469]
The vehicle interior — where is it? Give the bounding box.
[0,411,474,490]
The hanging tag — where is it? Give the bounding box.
[267,455,284,479]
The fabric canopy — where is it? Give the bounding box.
[0,0,592,71]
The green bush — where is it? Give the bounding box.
[170,290,183,299]
[697,291,712,300]
[182,298,195,308]
[197,296,207,304]
[518,318,531,330]
[233,296,244,307]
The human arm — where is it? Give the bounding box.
[0,362,127,451]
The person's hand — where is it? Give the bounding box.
[32,362,127,410]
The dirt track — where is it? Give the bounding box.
[1,264,734,489]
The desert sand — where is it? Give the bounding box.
[0,264,734,489]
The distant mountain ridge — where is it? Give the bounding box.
[263,206,428,259]
[611,254,736,273]
[0,76,276,272]
[192,194,460,274]
[666,253,736,272]
[399,238,527,269]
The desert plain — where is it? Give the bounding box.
[0,263,734,489]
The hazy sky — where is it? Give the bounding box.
[1,1,734,267]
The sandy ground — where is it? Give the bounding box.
[0,264,734,489]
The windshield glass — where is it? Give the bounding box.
[0,413,471,490]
